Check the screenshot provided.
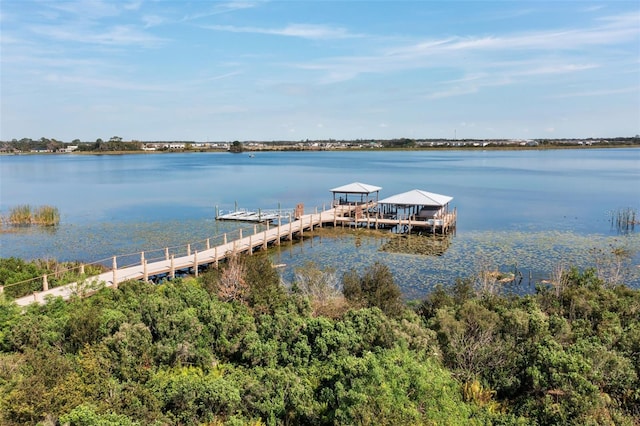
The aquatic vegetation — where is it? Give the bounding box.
[273,229,640,299]
[610,207,638,234]
[2,217,639,301]
[4,205,60,226]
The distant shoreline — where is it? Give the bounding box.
[3,142,639,156]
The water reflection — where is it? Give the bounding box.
[379,234,453,256]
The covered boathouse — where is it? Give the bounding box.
[375,189,456,234]
[330,182,382,206]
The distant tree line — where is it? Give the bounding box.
[2,136,638,154]
[0,251,638,425]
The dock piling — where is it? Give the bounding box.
[112,256,118,288]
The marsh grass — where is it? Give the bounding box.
[7,205,32,225]
[610,207,638,234]
[5,204,59,226]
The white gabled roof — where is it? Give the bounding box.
[330,182,382,194]
[378,189,453,206]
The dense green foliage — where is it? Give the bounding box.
[419,270,640,424]
[0,257,104,299]
[0,256,638,425]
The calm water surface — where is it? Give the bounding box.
[1,149,639,298]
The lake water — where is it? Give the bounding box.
[1,149,639,298]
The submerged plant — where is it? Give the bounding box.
[610,207,638,234]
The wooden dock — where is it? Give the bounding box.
[216,208,293,223]
[8,203,456,307]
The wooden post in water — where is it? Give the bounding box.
[143,260,148,282]
[249,235,253,255]
[288,214,293,240]
[165,248,169,260]
[263,230,268,250]
[193,251,198,277]
[239,229,243,240]
[170,255,175,280]
[319,211,323,228]
[42,274,49,292]
[140,251,145,267]
[187,243,191,256]
[254,224,257,234]
[112,256,118,288]
[223,233,227,245]
[299,216,304,237]
[206,238,210,250]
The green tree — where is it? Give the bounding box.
[342,262,403,317]
[229,141,244,153]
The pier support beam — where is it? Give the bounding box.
[206,238,210,250]
[143,260,148,282]
[170,255,175,280]
[112,256,118,288]
[165,248,169,260]
[263,230,268,250]
[193,251,198,277]
[187,244,191,256]
[249,235,253,255]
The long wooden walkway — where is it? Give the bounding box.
[12,209,341,307]
[10,202,456,307]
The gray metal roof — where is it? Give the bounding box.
[330,182,382,194]
[377,189,453,206]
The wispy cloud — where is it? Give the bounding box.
[46,0,121,19]
[293,9,639,89]
[29,24,165,47]
[42,73,175,92]
[181,1,262,21]
[204,23,360,40]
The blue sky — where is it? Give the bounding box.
[1,1,639,142]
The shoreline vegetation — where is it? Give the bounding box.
[0,253,639,425]
[1,136,639,155]
[2,205,59,226]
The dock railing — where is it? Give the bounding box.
[4,203,339,305]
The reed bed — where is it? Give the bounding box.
[610,207,638,234]
[5,204,60,226]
